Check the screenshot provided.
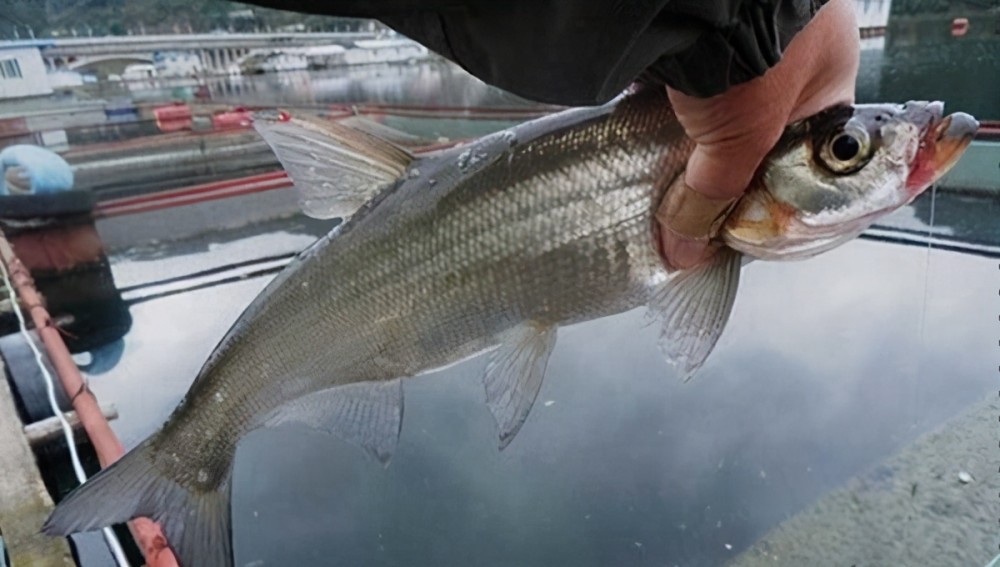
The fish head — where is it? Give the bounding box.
[720,101,978,260]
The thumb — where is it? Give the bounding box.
[683,124,783,200]
[655,128,781,270]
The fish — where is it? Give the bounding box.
[43,86,976,567]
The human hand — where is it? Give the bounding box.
[656,0,860,270]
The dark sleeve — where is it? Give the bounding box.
[242,0,828,105]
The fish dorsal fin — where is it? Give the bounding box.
[262,379,404,465]
[648,247,742,380]
[483,323,557,449]
[338,115,437,147]
[253,111,414,220]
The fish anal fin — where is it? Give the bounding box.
[649,247,742,381]
[483,323,557,450]
[252,111,414,220]
[262,379,404,465]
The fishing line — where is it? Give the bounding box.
[912,184,937,427]
[0,260,132,567]
[917,184,937,344]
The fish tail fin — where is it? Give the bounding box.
[43,439,233,567]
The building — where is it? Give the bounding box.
[152,50,204,77]
[0,42,53,99]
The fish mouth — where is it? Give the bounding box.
[926,112,978,174]
[906,107,978,192]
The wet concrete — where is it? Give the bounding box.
[0,358,73,566]
[730,392,1000,566]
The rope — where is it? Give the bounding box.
[0,258,132,566]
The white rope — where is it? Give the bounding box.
[0,259,132,567]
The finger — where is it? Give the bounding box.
[654,168,739,270]
[660,232,718,271]
[683,127,783,200]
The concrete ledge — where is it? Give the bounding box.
[729,393,1000,566]
[0,363,73,566]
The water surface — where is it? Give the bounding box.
[82,188,1000,567]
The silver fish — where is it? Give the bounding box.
[44,87,976,567]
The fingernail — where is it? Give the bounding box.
[662,234,708,270]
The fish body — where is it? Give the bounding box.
[44,87,976,567]
[167,88,688,475]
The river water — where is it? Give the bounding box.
[91,190,1000,567]
[103,31,998,122]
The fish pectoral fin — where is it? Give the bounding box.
[252,111,415,220]
[648,247,742,381]
[483,323,557,450]
[262,378,404,465]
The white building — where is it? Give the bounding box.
[0,42,53,99]
[855,0,892,30]
[153,51,204,77]
[343,39,430,66]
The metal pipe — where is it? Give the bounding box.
[0,235,179,567]
[24,403,119,447]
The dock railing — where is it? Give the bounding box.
[0,232,178,567]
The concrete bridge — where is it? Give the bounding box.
[40,32,378,74]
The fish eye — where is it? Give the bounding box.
[819,127,871,174]
[831,134,860,161]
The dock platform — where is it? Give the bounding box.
[0,357,73,566]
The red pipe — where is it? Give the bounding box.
[98,170,288,210]
[0,236,178,567]
[95,172,292,218]
[977,121,1000,141]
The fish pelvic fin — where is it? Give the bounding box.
[483,323,557,450]
[43,438,234,567]
[648,247,742,381]
[252,110,415,220]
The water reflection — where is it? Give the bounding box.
[228,235,996,567]
[86,190,999,566]
[92,30,998,122]
[203,63,536,109]
[876,4,1000,119]
[905,190,1000,245]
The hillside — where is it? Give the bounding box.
[0,0,365,40]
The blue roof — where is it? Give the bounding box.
[0,40,56,51]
